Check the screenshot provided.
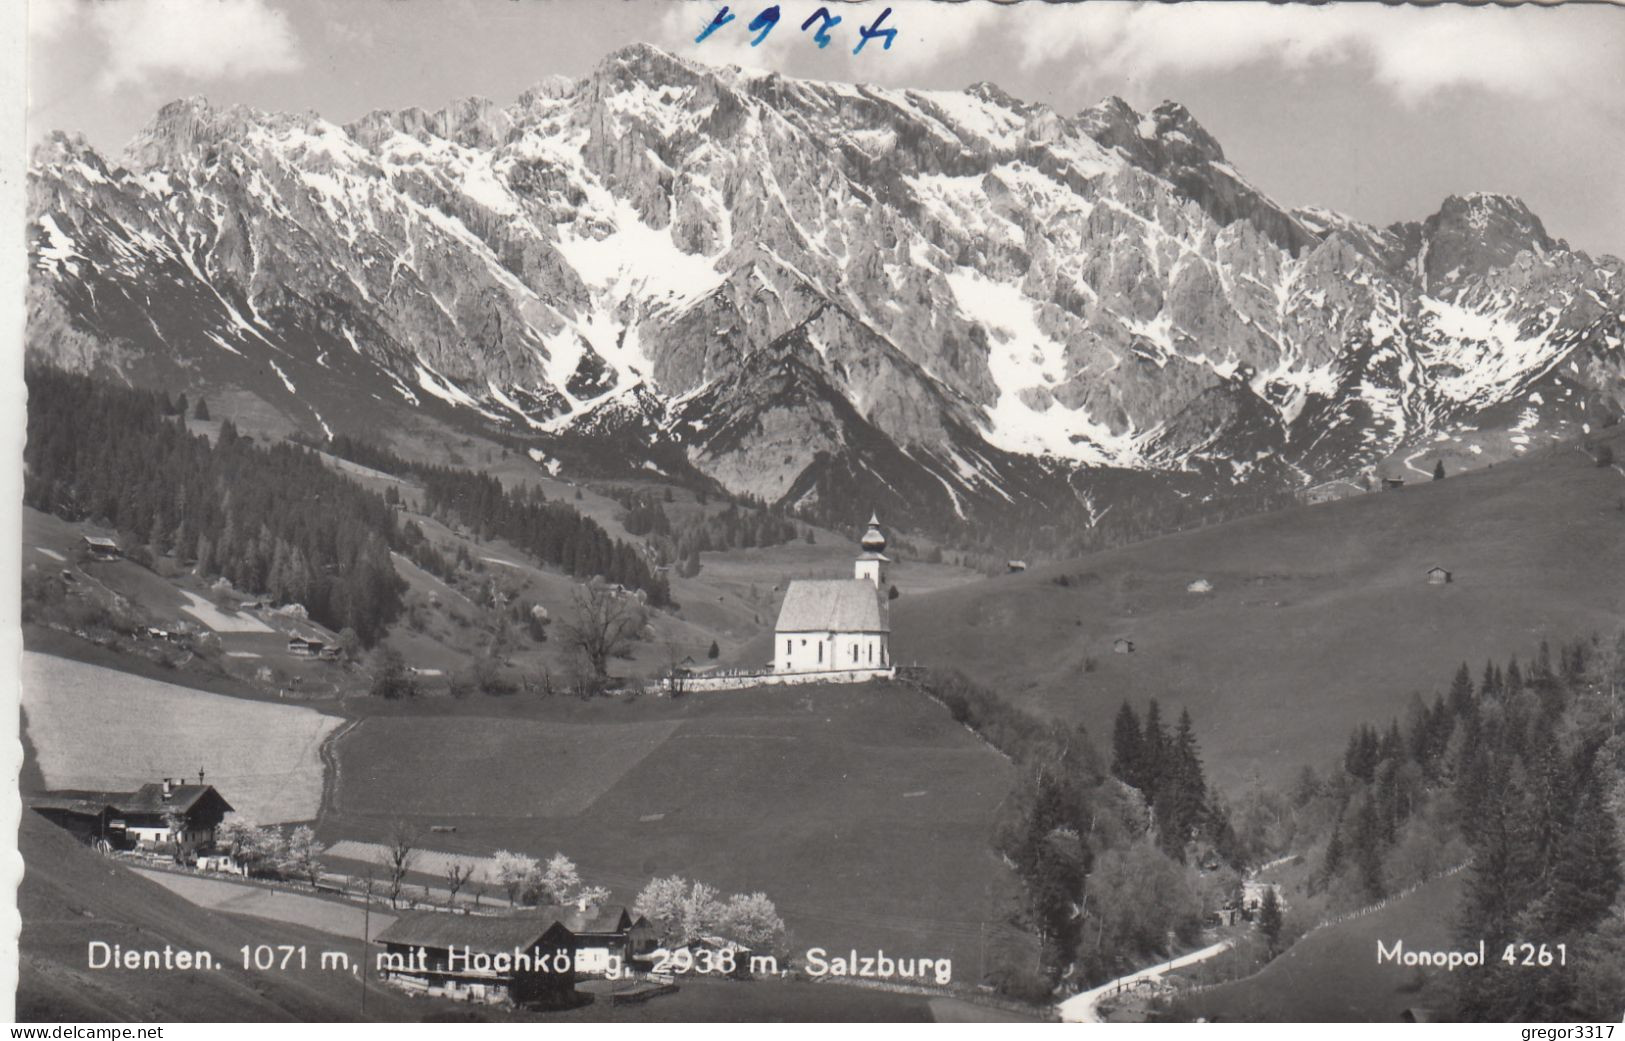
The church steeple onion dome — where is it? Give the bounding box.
[861,513,886,554]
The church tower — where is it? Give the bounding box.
[854,513,888,587]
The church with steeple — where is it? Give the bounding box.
[771,514,893,677]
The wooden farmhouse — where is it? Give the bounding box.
[532,903,657,976]
[287,635,325,658]
[374,912,579,1008]
[1426,566,1453,585]
[31,777,233,854]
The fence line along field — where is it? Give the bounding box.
[20,652,341,822]
[324,840,506,881]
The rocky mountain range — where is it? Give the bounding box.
[26,42,1625,535]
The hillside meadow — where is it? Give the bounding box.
[20,651,340,822]
[889,434,1625,789]
[15,811,420,1022]
[322,680,1031,976]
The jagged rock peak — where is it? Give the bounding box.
[31,130,95,167]
[124,96,234,170]
[965,80,1023,110]
[1149,100,1224,162]
[595,40,702,80]
[431,95,513,148]
[1077,95,1140,132]
[517,73,581,107]
[1416,191,1563,289]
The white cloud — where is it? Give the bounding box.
[654,1,1616,109]
[87,0,302,90]
[1005,3,1615,107]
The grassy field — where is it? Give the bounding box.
[132,869,397,940]
[1171,872,1465,1022]
[18,807,941,1022]
[321,680,1029,976]
[20,651,341,822]
[15,812,421,1022]
[891,433,1625,789]
[334,716,681,817]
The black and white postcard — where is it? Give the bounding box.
[8,0,1625,1026]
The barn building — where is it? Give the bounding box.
[531,903,657,976]
[772,514,891,675]
[374,912,578,1008]
[82,535,122,561]
[1426,566,1453,585]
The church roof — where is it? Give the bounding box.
[774,579,888,634]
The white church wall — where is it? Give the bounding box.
[778,630,888,674]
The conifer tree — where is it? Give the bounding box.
[1258,886,1284,955]
[1449,662,1476,716]
[1110,701,1143,789]
[1141,699,1167,794]
[1543,771,1623,936]
[1351,798,1385,899]
[1319,807,1346,893]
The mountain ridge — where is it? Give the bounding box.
[25,42,1625,534]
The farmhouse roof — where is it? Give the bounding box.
[31,784,233,818]
[29,794,119,816]
[82,535,119,548]
[374,912,574,955]
[121,784,234,816]
[774,579,887,633]
[529,904,636,936]
[1426,565,1451,574]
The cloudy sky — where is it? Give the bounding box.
[25,0,1625,256]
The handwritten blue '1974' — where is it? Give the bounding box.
[696,6,897,54]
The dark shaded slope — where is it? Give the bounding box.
[16,812,417,1022]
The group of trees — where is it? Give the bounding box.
[1269,637,1624,1020]
[920,671,1236,997]
[487,849,608,910]
[602,486,803,579]
[25,367,406,644]
[421,470,672,606]
[632,875,787,952]
[1110,700,1236,862]
[320,435,671,605]
[215,818,326,885]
